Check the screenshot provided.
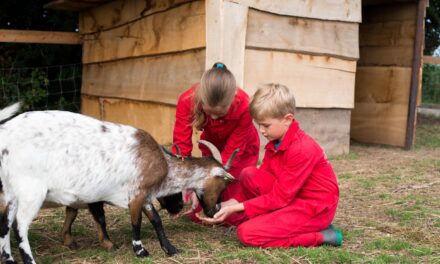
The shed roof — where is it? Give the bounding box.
[44,0,111,11]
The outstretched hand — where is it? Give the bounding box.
[196,199,244,225]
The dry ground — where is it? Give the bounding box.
[7,114,440,263]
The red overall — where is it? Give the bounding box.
[172,84,260,222]
[233,120,339,247]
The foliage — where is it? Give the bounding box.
[422,64,440,104]
[425,0,440,55]
[0,1,81,111]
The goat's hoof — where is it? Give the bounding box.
[163,245,179,256]
[135,248,149,258]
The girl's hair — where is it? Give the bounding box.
[250,83,296,121]
[192,62,237,130]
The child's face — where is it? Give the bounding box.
[203,104,230,120]
[256,114,294,141]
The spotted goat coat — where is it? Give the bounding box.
[0,103,234,264]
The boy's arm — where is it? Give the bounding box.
[172,94,194,157]
[243,148,316,218]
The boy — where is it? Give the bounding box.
[198,83,342,248]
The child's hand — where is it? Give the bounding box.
[196,200,244,225]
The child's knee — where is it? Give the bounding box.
[237,222,256,246]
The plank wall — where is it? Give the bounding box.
[352,2,417,146]
[80,0,362,156]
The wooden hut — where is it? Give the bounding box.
[43,0,427,157]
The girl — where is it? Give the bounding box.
[172,62,259,225]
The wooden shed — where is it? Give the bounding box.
[44,0,428,157]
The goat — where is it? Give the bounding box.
[0,103,237,264]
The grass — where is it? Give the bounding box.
[6,113,440,263]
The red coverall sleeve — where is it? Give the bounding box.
[243,147,316,218]
[172,95,194,157]
[220,109,253,169]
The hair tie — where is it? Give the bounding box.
[215,63,224,69]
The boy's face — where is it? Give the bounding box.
[256,114,294,142]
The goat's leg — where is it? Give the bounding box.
[143,203,178,256]
[87,202,115,251]
[129,196,149,257]
[62,206,79,249]
[0,201,18,264]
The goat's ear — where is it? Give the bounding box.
[223,173,238,184]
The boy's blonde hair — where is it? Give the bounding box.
[250,83,296,121]
[193,63,236,130]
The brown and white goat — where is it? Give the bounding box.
[0,103,236,264]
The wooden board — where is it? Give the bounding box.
[243,49,357,108]
[228,0,362,22]
[79,0,196,34]
[351,66,412,147]
[81,95,101,119]
[0,29,80,45]
[81,95,203,156]
[351,102,408,147]
[82,1,205,63]
[81,49,205,105]
[362,2,417,23]
[257,108,351,157]
[246,9,359,60]
[358,18,415,66]
[205,0,248,87]
[358,46,414,67]
[355,66,412,104]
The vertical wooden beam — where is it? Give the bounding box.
[205,0,248,88]
[405,0,428,150]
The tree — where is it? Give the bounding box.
[425,0,440,55]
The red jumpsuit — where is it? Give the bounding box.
[235,120,339,247]
[173,84,260,223]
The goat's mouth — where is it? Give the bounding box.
[195,192,222,218]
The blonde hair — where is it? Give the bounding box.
[250,83,296,121]
[193,63,237,130]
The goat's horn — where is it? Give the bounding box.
[223,172,237,183]
[224,148,240,171]
[173,143,181,156]
[198,140,222,164]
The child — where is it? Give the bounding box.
[198,83,342,247]
[172,62,260,225]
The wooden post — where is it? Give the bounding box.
[205,0,248,88]
[405,0,428,150]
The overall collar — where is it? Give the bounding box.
[265,120,300,152]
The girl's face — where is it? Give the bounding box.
[256,114,294,141]
[202,104,230,120]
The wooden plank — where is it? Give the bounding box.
[360,20,415,47]
[0,29,80,45]
[351,66,412,147]
[81,49,205,105]
[79,0,196,34]
[257,108,351,157]
[82,1,205,63]
[362,0,417,6]
[362,2,417,23]
[246,9,359,60]
[243,49,357,108]
[351,102,408,147]
[80,95,101,119]
[205,0,248,88]
[423,56,440,65]
[81,96,203,156]
[354,67,412,104]
[358,46,414,66]
[44,0,107,11]
[228,0,362,22]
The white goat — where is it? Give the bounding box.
[0,103,237,264]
